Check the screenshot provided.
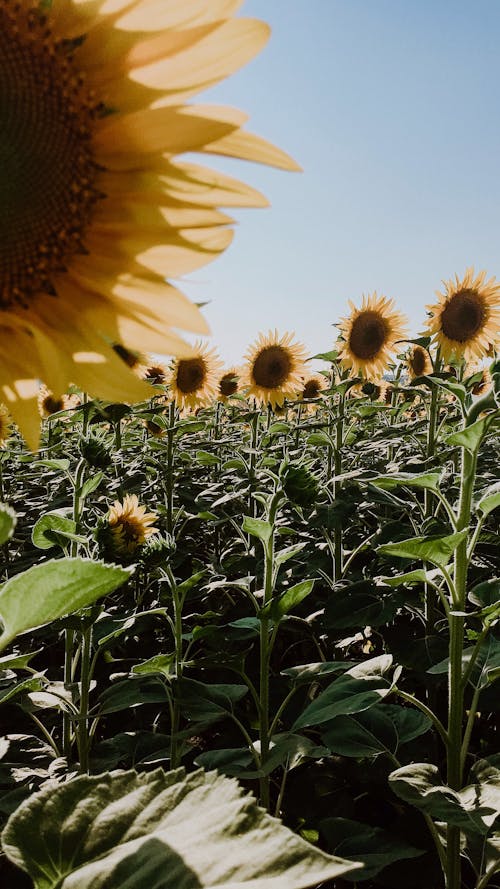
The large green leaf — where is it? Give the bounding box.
[475,483,500,517]
[389,763,500,835]
[292,656,399,730]
[0,503,16,546]
[320,817,423,881]
[1,768,360,889]
[0,558,132,651]
[446,415,495,453]
[370,472,441,492]
[321,708,398,758]
[377,529,468,570]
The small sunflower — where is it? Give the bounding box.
[337,293,408,378]
[242,330,308,408]
[0,404,14,445]
[107,494,157,555]
[38,385,80,418]
[0,0,298,448]
[353,379,388,402]
[140,360,169,387]
[167,341,222,410]
[466,364,493,397]
[218,368,241,403]
[406,345,432,379]
[425,268,500,362]
[299,375,327,400]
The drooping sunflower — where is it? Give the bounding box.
[0,405,14,445]
[167,341,222,410]
[217,368,241,403]
[425,269,500,363]
[299,375,327,401]
[337,293,408,378]
[140,359,169,387]
[466,364,493,397]
[37,385,80,418]
[353,379,388,402]
[107,494,157,555]
[242,330,308,409]
[406,345,432,379]
[0,0,298,448]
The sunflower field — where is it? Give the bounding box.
[0,1,500,888]
[0,324,499,889]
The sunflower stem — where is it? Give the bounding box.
[77,624,92,774]
[165,401,176,536]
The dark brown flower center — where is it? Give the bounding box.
[410,346,428,376]
[145,366,166,385]
[176,357,206,394]
[302,378,321,398]
[0,3,105,308]
[252,345,292,388]
[440,290,486,342]
[348,310,389,360]
[360,381,380,398]
[43,395,64,414]
[219,372,238,397]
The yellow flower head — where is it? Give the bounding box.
[299,375,327,401]
[141,361,169,387]
[406,345,432,379]
[38,385,80,418]
[0,0,298,448]
[217,368,241,403]
[108,494,157,555]
[466,364,493,397]
[0,404,14,445]
[337,293,408,378]
[167,341,222,410]
[425,268,500,363]
[242,330,308,409]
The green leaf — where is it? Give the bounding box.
[446,415,495,453]
[377,529,468,570]
[31,512,77,550]
[35,458,70,472]
[0,504,16,546]
[261,579,315,620]
[242,516,273,544]
[1,768,359,889]
[274,542,306,568]
[321,708,398,758]
[370,472,441,492]
[320,817,423,880]
[307,431,334,447]
[389,763,499,836]
[132,654,176,679]
[281,661,357,684]
[475,482,500,517]
[292,656,399,730]
[79,472,104,499]
[0,558,132,651]
[195,450,220,466]
[98,677,169,714]
[178,678,248,725]
[380,569,428,587]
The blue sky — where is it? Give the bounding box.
[180,0,500,365]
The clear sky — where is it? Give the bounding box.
[179,0,500,366]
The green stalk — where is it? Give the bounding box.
[166,566,184,769]
[424,379,440,633]
[77,625,92,773]
[258,491,282,811]
[165,401,176,536]
[63,458,86,759]
[333,391,345,581]
[446,442,477,889]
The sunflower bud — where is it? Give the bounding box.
[141,534,176,568]
[79,435,112,469]
[282,463,319,509]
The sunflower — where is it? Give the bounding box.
[425,269,500,363]
[140,360,169,386]
[337,293,408,378]
[406,345,432,379]
[107,494,157,555]
[0,405,14,445]
[0,0,298,448]
[353,379,388,402]
[242,330,308,409]
[466,365,493,397]
[217,368,241,402]
[37,385,80,418]
[167,341,222,410]
[299,375,327,401]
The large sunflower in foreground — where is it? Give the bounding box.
[166,341,222,410]
[425,269,500,363]
[242,330,308,408]
[337,293,408,378]
[0,0,298,448]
